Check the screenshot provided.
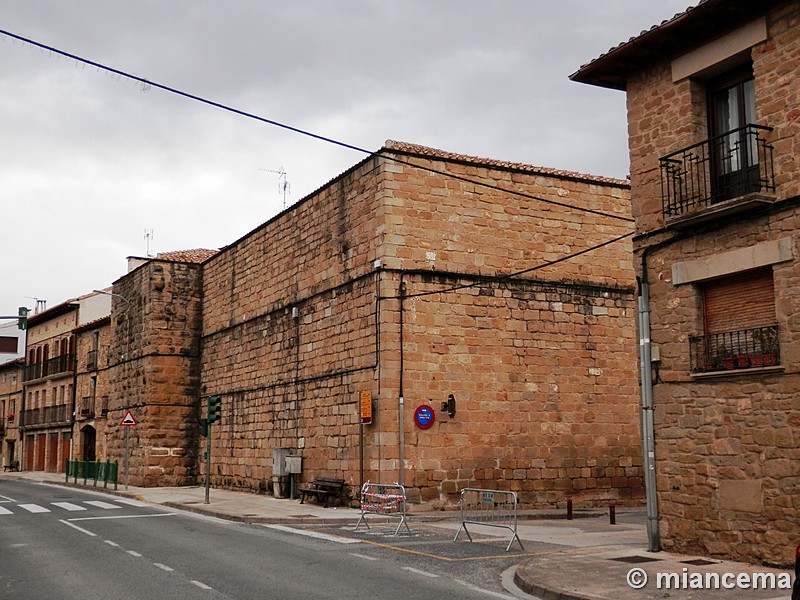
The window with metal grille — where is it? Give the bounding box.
[691,268,779,371]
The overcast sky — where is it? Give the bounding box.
[0,1,693,315]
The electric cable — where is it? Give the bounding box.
[0,28,633,223]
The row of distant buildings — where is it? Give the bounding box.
[2,0,799,565]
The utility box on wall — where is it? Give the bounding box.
[285,456,302,474]
[272,448,291,477]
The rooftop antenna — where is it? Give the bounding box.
[259,167,291,209]
[144,229,154,257]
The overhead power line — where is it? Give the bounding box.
[0,28,633,223]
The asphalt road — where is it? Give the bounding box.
[0,479,530,600]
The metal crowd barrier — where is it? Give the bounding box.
[453,488,524,551]
[355,482,411,536]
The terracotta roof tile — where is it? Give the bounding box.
[382,140,629,186]
[155,249,218,263]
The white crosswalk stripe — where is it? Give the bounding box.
[19,504,50,513]
[0,499,157,516]
[51,502,87,512]
[84,501,122,510]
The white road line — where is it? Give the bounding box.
[52,502,87,512]
[104,540,120,547]
[59,519,97,537]
[154,563,174,572]
[0,494,17,502]
[68,513,175,522]
[402,567,438,578]
[349,553,379,561]
[0,506,13,515]
[191,581,213,590]
[84,500,122,510]
[114,498,151,507]
[127,550,143,558]
[18,504,49,513]
[455,578,518,600]
[263,524,361,544]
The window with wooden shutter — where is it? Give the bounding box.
[691,268,780,372]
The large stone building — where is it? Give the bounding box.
[573,0,800,563]
[103,141,645,508]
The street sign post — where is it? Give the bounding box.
[119,410,138,490]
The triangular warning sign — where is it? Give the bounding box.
[119,410,138,426]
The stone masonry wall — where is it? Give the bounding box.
[200,144,643,507]
[625,3,800,564]
[107,260,204,486]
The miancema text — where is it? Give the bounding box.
[658,569,791,590]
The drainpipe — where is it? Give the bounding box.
[398,276,406,488]
[638,258,660,553]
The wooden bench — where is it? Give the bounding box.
[3,460,19,472]
[298,477,345,507]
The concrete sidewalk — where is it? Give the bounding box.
[3,470,795,599]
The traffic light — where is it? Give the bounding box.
[198,418,209,437]
[17,307,29,331]
[207,396,221,424]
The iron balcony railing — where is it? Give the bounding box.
[21,404,70,427]
[24,354,76,382]
[690,324,780,373]
[87,349,98,371]
[661,124,775,218]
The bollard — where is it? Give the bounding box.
[567,498,573,520]
[609,504,616,525]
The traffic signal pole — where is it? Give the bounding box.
[202,396,221,504]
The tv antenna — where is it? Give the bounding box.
[144,229,155,257]
[259,167,291,209]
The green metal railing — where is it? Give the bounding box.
[65,459,119,490]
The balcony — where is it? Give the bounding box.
[660,124,775,228]
[690,324,780,374]
[87,349,98,371]
[21,404,70,427]
[78,396,96,420]
[24,354,76,382]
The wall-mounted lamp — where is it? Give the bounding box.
[441,393,456,418]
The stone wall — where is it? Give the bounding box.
[107,259,204,486]
[200,143,644,507]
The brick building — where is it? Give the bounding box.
[20,292,110,473]
[573,0,800,563]
[97,140,643,508]
[0,358,23,469]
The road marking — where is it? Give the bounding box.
[0,494,17,502]
[191,581,213,590]
[84,500,122,510]
[127,550,143,558]
[403,566,438,578]
[0,506,13,515]
[104,540,120,547]
[154,563,174,572]
[18,504,49,513]
[59,519,97,537]
[455,578,518,599]
[52,502,87,512]
[68,513,175,522]
[264,524,362,544]
[349,553,379,561]
[114,498,151,507]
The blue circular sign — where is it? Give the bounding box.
[414,405,435,430]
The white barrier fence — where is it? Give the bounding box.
[453,488,524,551]
[354,482,411,536]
